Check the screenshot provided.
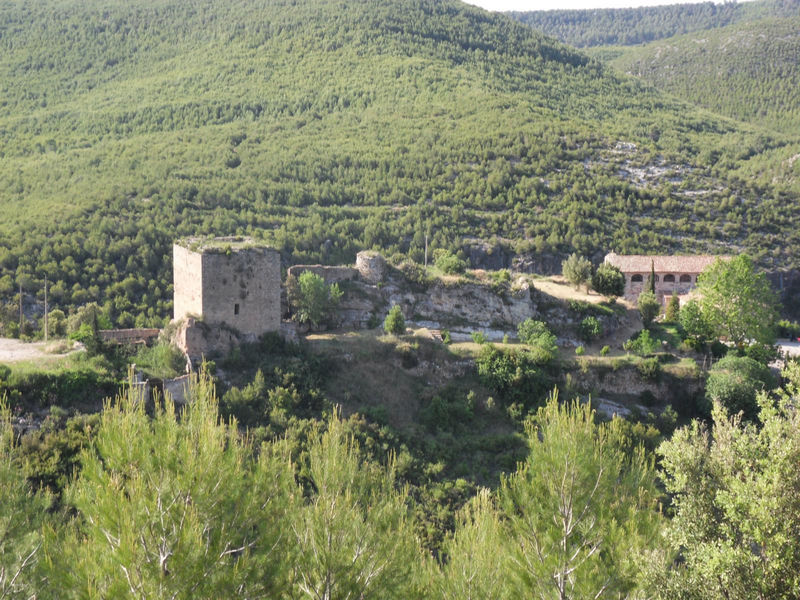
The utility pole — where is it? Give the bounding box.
[44,275,48,343]
[424,233,428,268]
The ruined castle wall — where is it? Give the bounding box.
[173,243,281,337]
[355,251,385,284]
[173,244,204,321]
[286,264,358,284]
[200,248,281,336]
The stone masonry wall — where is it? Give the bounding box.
[200,247,281,336]
[355,251,385,284]
[173,244,204,321]
[286,264,358,284]
[173,242,281,337]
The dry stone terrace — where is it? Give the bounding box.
[604,252,727,304]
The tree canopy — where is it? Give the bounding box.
[697,255,780,344]
[656,361,800,599]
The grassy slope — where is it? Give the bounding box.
[610,16,800,132]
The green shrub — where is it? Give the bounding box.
[441,329,451,344]
[705,355,776,420]
[489,269,511,293]
[383,305,405,335]
[133,343,185,379]
[637,357,661,380]
[665,293,680,322]
[562,253,592,290]
[471,331,488,344]
[637,290,661,328]
[433,250,467,275]
[743,342,780,365]
[575,345,585,356]
[679,299,712,340]
[625,329,658,356]
[591,263,625,298]
[287,271,343,329]
[600,345,610,356]
[578,316,601,342]
[475,345,549,408]
[517,319,558,356]
[710,340,729,359]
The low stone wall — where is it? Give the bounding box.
[287,264,358,284]
[163,374,192,405]
[99,328,161,345]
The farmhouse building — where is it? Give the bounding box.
[173,237,281,337]
[604,252,724,304]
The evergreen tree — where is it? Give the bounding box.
[638,290,661,329]
[46,369,298,599]
[0,400,50,599]
[290,410,420,599]
[697,255,779,345]
[591,263,625,299]
[655,362,800,598]
[500,392,661,599]
[288,271,343,330]
[435,488,508,600]
[383,305,406,335]
[665,293,680,322]
[562,254,592,291]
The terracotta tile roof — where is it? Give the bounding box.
[604,252,728,274]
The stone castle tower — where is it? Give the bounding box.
[173,237,281,337]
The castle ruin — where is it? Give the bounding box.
[173,237,281,337]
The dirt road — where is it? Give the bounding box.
[0,338,77,364]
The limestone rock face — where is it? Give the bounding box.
[172,317,245,362]
[334,275,538,332]
[410,281,536,329]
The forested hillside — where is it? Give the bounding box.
[508,0,799,47]
[610,16,800,132]
[1,0,799,329]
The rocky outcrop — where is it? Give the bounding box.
[568,364,704,407]
[172,317,245,362]
[510,251,563,275]
[388,280,536,329]
[462,239,512,271]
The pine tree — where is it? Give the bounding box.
[500,392,661,598]
[665,293,680,322]
[46,368,298,599]
[291,410,419,599]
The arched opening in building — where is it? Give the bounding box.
[631,274,643,283]
[680,274,692,283]
[663,274,675,283]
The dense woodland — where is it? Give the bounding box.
[509,0,800,47]
[512,0,800,133]
[1,0,800,331]
[611,16,800,132]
